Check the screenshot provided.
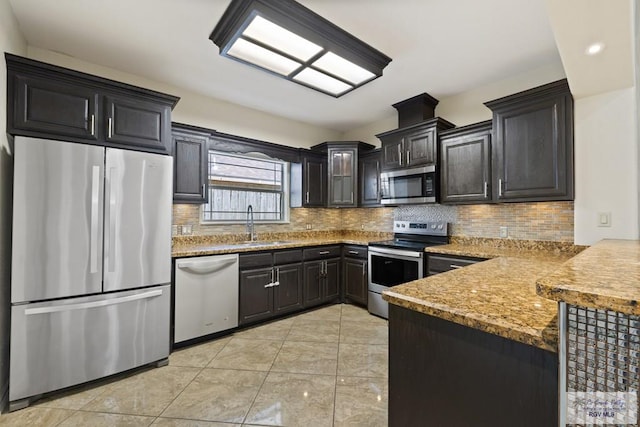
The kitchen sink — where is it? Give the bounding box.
[235,240,295,247]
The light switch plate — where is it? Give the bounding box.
[597,212,611,227]
[499,226,508,238]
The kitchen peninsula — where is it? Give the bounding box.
[383,238,639,427]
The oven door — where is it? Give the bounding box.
[368,247,424,293]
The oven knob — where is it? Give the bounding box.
[437,224,444,230]
[401,224,406,228]
[431,224,436,229]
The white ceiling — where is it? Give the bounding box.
[8,0,565,131]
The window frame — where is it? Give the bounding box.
[200,150,290,225]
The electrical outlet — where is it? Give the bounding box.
[172,225,179,236]
[306,224,312,230]
[182,225,193,235]
[361,224,365,230]
[499,226,508,238]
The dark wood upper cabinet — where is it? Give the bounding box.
[440,121,492,204]
[6,53,179,154]
[359,149,381,206]
[309,141,375,208]
[172,123,210,204]
[11,75,100,140]
[328,147,356,206]
[104,95,172,153]
[302,152,326,207]
[377,118,455,171]
[485,79,574,202]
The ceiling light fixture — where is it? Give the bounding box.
[585,42,605,55]
[210,0,392,97]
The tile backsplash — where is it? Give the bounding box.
[173,201,574,242]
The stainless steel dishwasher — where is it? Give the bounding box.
[174,254,239,344]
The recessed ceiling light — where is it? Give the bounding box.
[585,42,605,56]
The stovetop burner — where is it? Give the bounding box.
[369,221,449,251]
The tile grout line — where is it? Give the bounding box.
[241,321,291,425]
[332,304,344,427]
[155,337,233,423]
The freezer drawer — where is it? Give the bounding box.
[10,285,170,403]
[174,254,239,344]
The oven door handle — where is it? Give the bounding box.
[368,246,423,258]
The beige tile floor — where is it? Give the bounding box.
[0,304,388,427]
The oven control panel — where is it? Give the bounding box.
[393,221,448,236]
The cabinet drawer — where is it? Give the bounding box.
[303,245,341,261]
[274,249,302,265]
[427,254,484,274]
[342,245,367,259]
[239,252,273,269]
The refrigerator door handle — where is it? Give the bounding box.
[24,289,163,316]
[106,166,117,272]
[89,165,100,274]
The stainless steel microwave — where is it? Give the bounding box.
[380,165,437,205]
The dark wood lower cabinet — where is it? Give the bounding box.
[303,258,340,308]
[343,258,367,305]
[389,304,558,427]
[239,267,274,325]
[274,263,303,314]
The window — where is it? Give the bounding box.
[202,151,289,223]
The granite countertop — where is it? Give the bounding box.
[171,231,390,257]
[536,239,640,316]
[383,238,584,353]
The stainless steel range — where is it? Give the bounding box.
[367,221,448,319]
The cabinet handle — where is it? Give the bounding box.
[483,181,488,198]
[108,117,113,139]
[397,145,402,166]
[275,267,280,285]
[406,150,410,165]
[348,250,359,255]
[90,114,95,136]
[264,282,275,288]
[319,251,330,255]
[306,191,310,204]
[271,268,275,284]
[350,191,354,203]
[450,265,463,269]
[498,178,503,197]
[202,184,206,196]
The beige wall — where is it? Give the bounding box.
[0,0,26,408]
[27,47,341,149]
[341,62,567,143]
[573,87,639,245]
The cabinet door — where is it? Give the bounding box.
[344,258,367,306]
[302,155,326,207]
[173,130,209,204]
[303,261,323,307]
[360,152,381,206]
[492,95,573,201]
[328,148,356,207]
[324,258,341,302]
[104,95,171,154]
[441,132,491,204]
[381,137,403,170]
[405,127,436,166]
[239,267,274,325]
[274,263,303,314]
[11,74,99,141]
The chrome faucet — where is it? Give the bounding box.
[246,205,256,241]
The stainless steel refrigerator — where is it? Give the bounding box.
[9,136,172,409]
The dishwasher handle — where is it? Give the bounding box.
[177,256,238,275]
